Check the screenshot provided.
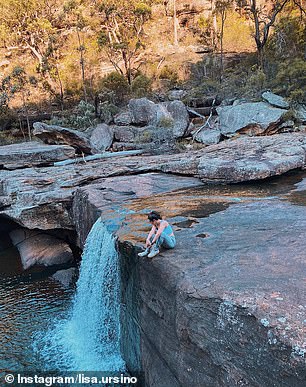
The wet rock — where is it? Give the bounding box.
[52,267,77,287]
[33,122,93,154]
[0,141,75,170]
[262,91,289,109]
[89,123,113,152]
[0,134,305,230]
[194,129,221,145]
[73,170,306,387]
[9,229,74,269]
[216,102,287,136]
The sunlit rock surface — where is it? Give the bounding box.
[72,171,306,387]
[0,133,305,230]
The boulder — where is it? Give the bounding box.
[89,123,113,152]
[128,98,157,126]
[262,91,289,109]
[168,89,186,101]
[196,134,306,183]
[216,102,287,136]
[114,111,133,126]
[294,104,306,123]
[128,98,190,139]
[0,141,75,170]
[166,100,190,137]
[113,125,137,143]
[9,229,74,269]
[52,267,77,287]
[33,122,93,154]
[194,129,221,145]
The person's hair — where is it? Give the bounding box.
[148,211,162,222]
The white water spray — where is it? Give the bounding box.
[35,219,125,371]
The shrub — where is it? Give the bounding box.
[131,74,152,97]
[159,66,179,85]
[98,72,130,105]
[272,58,306,103]
[99,101,119,124]
[48,100,99,130]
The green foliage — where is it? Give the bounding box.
[98,72,130,105]
[159,66,179,85]
[131,74,152,97]
[99,101,119,124]
[157,116,174,128]
[96,0,152,83]
[272,58,306,103]
[266,11,305,60]
[49,100,98,129]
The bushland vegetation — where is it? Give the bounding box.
[0,0,304,141]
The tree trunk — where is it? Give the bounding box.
[220,10,226,82]
[77,29,87,102]
[173,0,178,46]
[212,0,218,51]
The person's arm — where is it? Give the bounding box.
[146,226,156,247]
[151,222,166,245]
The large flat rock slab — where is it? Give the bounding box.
[72,170,306,386]
[0,142,75,170]
[0,134,305,229]
[216,102,287,136]
[195,134,306,183]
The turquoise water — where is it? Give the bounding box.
[33,219,125,372]
[0,242,74,376]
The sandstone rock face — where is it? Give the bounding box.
[216,102,287,136]
[194,129,221,145]
[195,134,306,183]
[0,134,305,230]
[262,91,289,109]
[33,122,93,154]
[9,229,74,269]
[0,141,75,169]
[72,170,306,387]
[89,123,113,152]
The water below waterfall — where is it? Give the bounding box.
[0,218,125,379]
[34,219,125,371]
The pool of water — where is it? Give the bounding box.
[0,241,75,376]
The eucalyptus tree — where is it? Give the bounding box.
[236,0,293,68]
[96,0,152,84]
[214,0,233,81]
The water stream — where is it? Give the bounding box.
[34,219,125,372]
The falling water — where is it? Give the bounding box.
[34,218,125,371]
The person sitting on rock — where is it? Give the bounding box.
[138,211,176,258]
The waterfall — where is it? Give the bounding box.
[34,219,125,371]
